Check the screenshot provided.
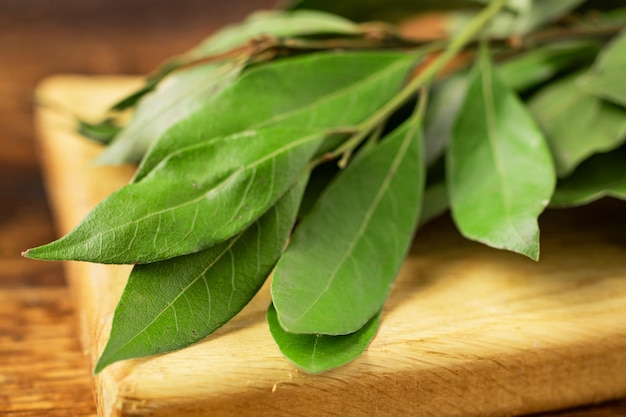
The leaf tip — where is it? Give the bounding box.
[93,356,111,375]
[21,246,45,260]
[94,345,120,374]
[21,242,60,261]
[515,238,540,262]
[93,362,105,375]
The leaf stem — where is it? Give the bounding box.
[329,0,508,160]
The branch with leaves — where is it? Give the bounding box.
[24,0,626,374]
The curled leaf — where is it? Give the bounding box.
[528,71,626,177]
[578,30,626,108]
[551,146,626,208]
[267,303,380,374]
[77,118,122,145]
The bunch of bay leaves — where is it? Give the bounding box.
[24,0,626,374]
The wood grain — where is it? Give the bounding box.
[34,75,626,417]
[0,2,268,416]
[2,1,626,415]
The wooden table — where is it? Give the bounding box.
[0,1,625,415]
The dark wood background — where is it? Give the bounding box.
[0,1,624,415]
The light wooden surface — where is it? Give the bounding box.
[4,1,621,415]
[33,75,626,417]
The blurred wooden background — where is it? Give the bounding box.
[0,1,624,415]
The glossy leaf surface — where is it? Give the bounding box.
[25,127,325,264]
[133,51,417,182]
[447,47,555,260]
[95,179,307,373]
[272,119,424,335]
[551,146,626,207]
[267,304,380,374]
[528,71,626,177]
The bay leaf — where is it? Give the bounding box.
[528,71,626,177]
[109,60,181,112]
[297,161,340,219]
[550,146,626,208]
[498,40,600,92]
[97,61,243,165]
[424,74,468,167]
[422,40,599,165]
[288,0,470,22]
[24,127,325,264]
[189,10,358,59]
[77,118,122,145]
[578,30,626,108]
[450,0,585,37]
[602,7,626,24]
[94,178,307,373]
[106,10,357,114]
[272,117,424,335]
[419,180,449,226]
[267,303,380,374]
[447,46,555,260]
[132,51,418,182]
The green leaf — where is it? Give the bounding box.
[133,51,418,182]
[288,0,470,22]
[97,61,243,165]
[498,40,601,92]
[94,178,307,373]
[297,161,340,219]
[421,41,597,167]
[578,30,626,108]
[77,118,122,145]
[424,74,468,166]
[106,10,357,116]
[450,0,585,37]
[272,118,424,335]
[109,61,180,112]
[419,180,449,226]
[447,46,555,260]
[24,127,326,264]
[550,146,626,208]
[528,71,626,177]
[601,7,626,24]
[189,10,358,59]
[267,303,380,374]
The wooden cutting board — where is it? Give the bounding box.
[34,75,626,417]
